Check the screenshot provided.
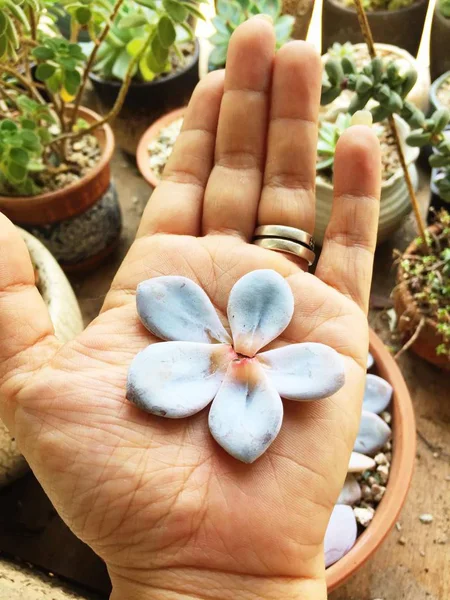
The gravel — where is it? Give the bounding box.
[147,117,184,179]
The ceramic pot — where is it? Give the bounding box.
[320,43,430,121]
[327,328,415,590]
[322,0,429,57]
[137,107,185,188]
[429,70,450,111]
[430,7,450,80]
[89,40,199,155]
[0,229,83,489]
[0,106,121,273]
[394,225,450,370]
[315,116,419,245]
[428,168,450,223]
[282,0,314,39]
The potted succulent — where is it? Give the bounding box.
[430,70,450,112]
[320,42,430,120]
[394,211,450,370]
[430,0,450,80]
[208,0,294,71]
[86,0,202,154]
[315,112,419,244]
[0,227,83,488]
[321,0,429,57]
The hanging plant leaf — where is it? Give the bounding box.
[158,15,176,48]
[32,46,55,61]
[163,0,187,23]
[64,69,81,95]
[35,62,57,81]
[75,6,91,25]
[9,147,29,167]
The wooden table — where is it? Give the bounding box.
[0,149,448,600]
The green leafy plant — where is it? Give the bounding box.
[438,0,450,18]
[327,41,355,60]
[343,0,416,10]
[321,53,450,202]
[91,0,200,82]
[209,0,294,69]
[316,113,352,170]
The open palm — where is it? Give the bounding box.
[0,18,381,600]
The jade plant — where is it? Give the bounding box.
[438,0,450,18]
[0,0,202,196]
[321,54,450,202]
[209,0,294,69]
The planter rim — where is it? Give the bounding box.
[322,41,419,66]
[317,114,419,190]
[137,106,185,188]
[430,70,450,110]
[0,105,114,209]
[326,327,416,591]
[89,38,200,90]
[324,0,428,17]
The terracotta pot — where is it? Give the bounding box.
[320,43,430,119]
[90,40,199,155]
[327,328,416,591]
[137,107,185,188]
[430,6,450,81]
[393,226,450,370]
[0,228,83,489]
[0,106,122,272]
[322,0,429,57]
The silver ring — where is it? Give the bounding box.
[253,238,316,266]
[253,225,315,251]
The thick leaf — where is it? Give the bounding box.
[112,47,132,81]
[258,342,345,401]
[209,44,228,67]
[9,147,29,167]
[20,130,41,152]
[0,119,17,132]
[68,43,85,59]
[32,46,55,60]
[0,33,7,58]
[64,69,81,95]
[136,276,231,344]
[209,359,283,463]
[118,13,148,29]
[181,1,205,20]
[228,270,294,357]
[127,38,146,58]
[0,12,7,36]
[75,6,91,25]
[151,34,169,67]
[127,341,231,418]
[324,505,357,567]
[211,16,229,35]
[7,161,27,182]
[158,15,176,48]
[35,62,56,82]
[163,0,187,23]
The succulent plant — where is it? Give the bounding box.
[327,41,355,60]
[321,54,450,202]
[91,0,202,82]
[438,0,450,18]
[209,0,294,69]
[127,270,346,463]
[343,0,415,10]
[316,112,352,171]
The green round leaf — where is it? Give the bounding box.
[21,130,41,152]
[0,119,18,132]
[64,69,81,95]
[146,49,165,74]
[10,146,29,167]
[209,44,228,68]
[68,43,85,59]
[20,118,36,130]
[7,161,27,183]
[75,6,91,25]
[163,0,187,23]
[158,15,176,49]
[32,46,55,60]
[151,35,169,68]
[36,62,57,81]
[0,12,7,36]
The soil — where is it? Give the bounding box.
[436,75,450,109]
[317,120,401,183]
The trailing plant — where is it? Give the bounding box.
[209,0,294,69]
[398,210,450,357]
[438,0,450,18]
[0,0,202,196]
[321,53,450,202]
[343,0,416,10]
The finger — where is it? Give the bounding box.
[137,69,225,237]
[258,41,321,238]
[202,16,275,239]
[315,126,381,312]
[0,215,59,423]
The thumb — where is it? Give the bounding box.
[0,213,60,428]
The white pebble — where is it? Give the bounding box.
[354,506,375,527]
[419,513,433,524]
[375,452,388,465]
[377,464,389,484]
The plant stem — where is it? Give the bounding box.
[54,30,153,145]
[0,65,45,104]
[352,0,429,246]
[68,0,127,130]
[29,8,37,41]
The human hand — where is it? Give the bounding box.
[0,16,381,600]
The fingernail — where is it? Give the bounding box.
[351,110,373,127]
[253,13,273,24]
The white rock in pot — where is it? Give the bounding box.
[337,474,362,506]
[354,410,392,456]
[324,504,358,568]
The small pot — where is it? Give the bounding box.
[282,0,315,39]
[89,40,199,155]
[429,70,450,111]
[0,229,83,489]
[0,106,121,272]
[137,107,185,188]
[322,0,429,57]
[327,328,415,590]
[430,7,450,81]
[428,169,449,222]
[315,115,420,245]
[393,225,450,370]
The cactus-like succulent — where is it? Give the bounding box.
[438,0,450,18]
[321,54,450,202]
[209,0,294,68]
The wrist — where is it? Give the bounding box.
[110,569,327,600]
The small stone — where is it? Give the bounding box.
[375,452,388,465]
[419,514,433,524]
[433,452,439,458]
[445,475,450,482]
[72,142,83,151]
[368,475,377,486]
[435,532,448,544]
[361,483,372,501]
[380,411,392,424]
[354,506,375,527]
[420,550,425,557]
[377,464,389,484]
[385,441,392,451]
[371,483,386,503]
[395,521,402,531]
[385,452,392,462]
[398,536,407,545]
